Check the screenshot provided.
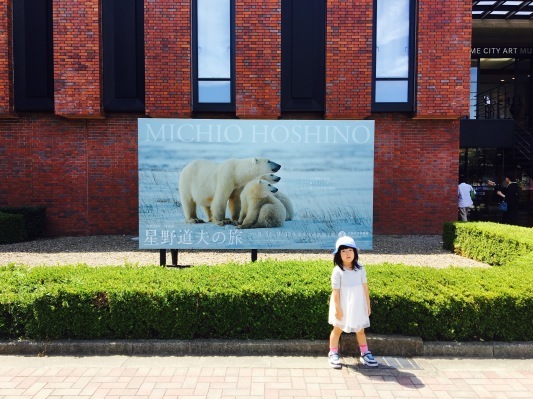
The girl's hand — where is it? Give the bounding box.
[367,304,371,316]
[335,309,343,321]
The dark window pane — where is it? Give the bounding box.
[281,0,325,112]
[103,0,145,112]
[13,0,54,111]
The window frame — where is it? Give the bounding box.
[102,0,145,113]
[13,0,54,112]
[371,0,417,113]
[281,0,326,112]
[192,0,236,112]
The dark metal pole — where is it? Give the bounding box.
[251,249,258,262]
[159,249,166,266]
[171,249,178,266]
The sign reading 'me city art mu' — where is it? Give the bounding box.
[138,119,375,251]
[471,46,533,57]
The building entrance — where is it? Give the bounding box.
[462,48,533,226]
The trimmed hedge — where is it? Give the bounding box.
[1,259,531,342]
[443,221,533,266]
[0,206,46,240]
[0,212,27,244]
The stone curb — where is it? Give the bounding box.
[423,341,533,358]
[1,334,531,358]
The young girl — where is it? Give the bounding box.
[328,236,378,368]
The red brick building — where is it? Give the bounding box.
[0,1,531,237]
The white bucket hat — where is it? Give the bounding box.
[332,236,358,254]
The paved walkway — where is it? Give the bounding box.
[1,355,532,398]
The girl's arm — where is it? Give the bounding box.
[363,283,371,316]
[332,289,342,320]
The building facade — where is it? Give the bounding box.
[0,1,530,238]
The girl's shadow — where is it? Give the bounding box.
[345,356,426,389]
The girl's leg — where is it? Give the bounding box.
[355,329,367,347]
[329,326,343,350]
[328,326,343,369]
[355,328,378,367]
[356,329,369,354]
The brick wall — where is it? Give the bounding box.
[144,0,191,117]
[325,0,373,119]
[0,115,138,236]
[0,0,471,237]
[53,0,103,118]
[416,0,471,118]
[1,114,458,236]
[235,0,281,118]
[0,0,13,116]
[373,114,459,234]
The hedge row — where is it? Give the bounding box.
[0,212,26,244]
[443,221,533,266]
[0,206,46,244]
[1,257,531,342]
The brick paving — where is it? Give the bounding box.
[0,355,532,398]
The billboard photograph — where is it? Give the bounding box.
[138,119,375,250]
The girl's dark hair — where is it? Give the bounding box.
[333,245,362,271]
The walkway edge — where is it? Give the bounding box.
[0,335,531,358]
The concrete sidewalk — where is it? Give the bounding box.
[1,354,532,398]
[1,336,532,398]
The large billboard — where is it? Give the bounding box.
[138,119,374,250]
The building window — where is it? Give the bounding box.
[281,0,325,112]
[372,0,416,112]
[102,0,145,112]
[192,0,235,112]
[13,0,54,111]
[470,60,478,119]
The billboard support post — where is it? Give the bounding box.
[251,249,257,262]
[171,249,178,266]
[159,249,190,268]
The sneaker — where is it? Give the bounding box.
[328,351,342,369]
[360,351,378,367]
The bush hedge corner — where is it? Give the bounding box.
[0,212,27,244]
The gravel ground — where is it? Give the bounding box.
[0,235,489,268]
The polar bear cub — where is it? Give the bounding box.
[179,158,281,226]
[237,179,286,229]
[229,173,281,222]
[273,190,294,221]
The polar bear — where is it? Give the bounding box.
[179,158,281,226]
[273,190,294,221]
[237,179,286,229]
[228,173,281,222]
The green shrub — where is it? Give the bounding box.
[0,206,46,239]
[442,221,533,266]
[0,260,531,342]
[0,212,27,244]
[442,222,456,251]
[370,262,532,341]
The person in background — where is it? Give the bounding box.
[496,174,520,225]
[487,179,503,205]
[458,176,474,221]
[328,236,378,369]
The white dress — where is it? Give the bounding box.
[328,264,370,333]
